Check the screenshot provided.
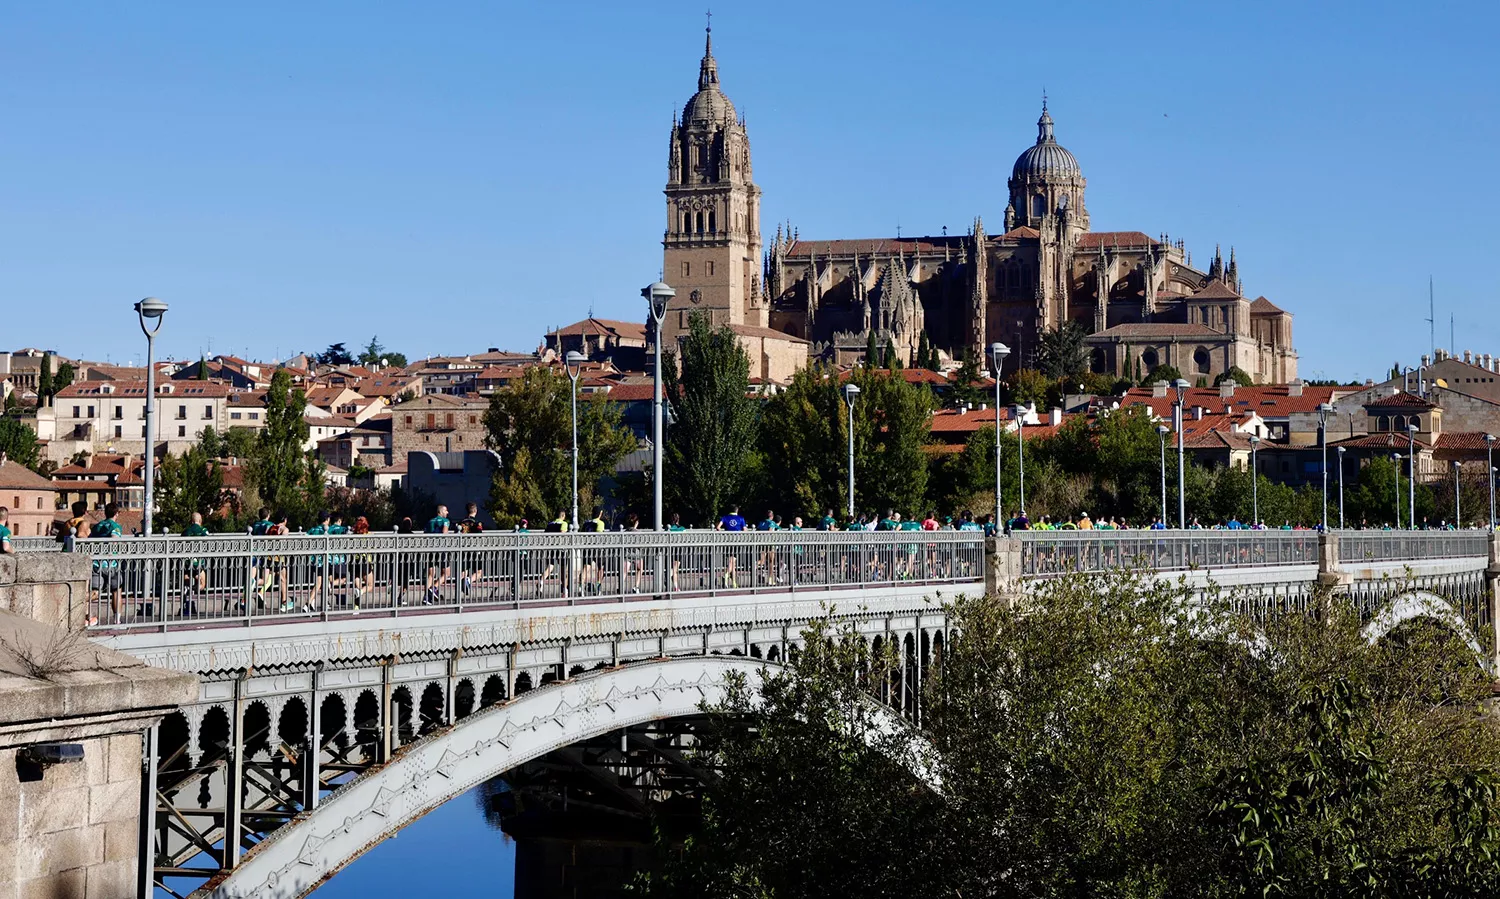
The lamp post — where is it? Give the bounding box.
[1157,425,1170,525]
[564,350,585,529]
[1317,402,1333,531]
[989,343,1009,529]
[1249,434,1260,527]
[1012,404,1027,518]
[642,281,676,530]
[1336,445,1346,529]
[135,297,168,535]
[1453,459,1462,528]
[1392,453,1402,529]
[1173,378,1189,528]
[1407,422,1419,529]
[1486,434,1496,530]
[843,383,861,520]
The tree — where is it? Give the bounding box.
[483,366,635,526]
[663,314,759,524]
[316,343,355,367]
[0,418,41,470]
[53,363,75,394]
[1146,363,1184,385]
[357,336,407,369]
[645,572,1500,896]
[247,371,319,524]
[916,332,932,372]
[846,367,933,515]
[155,439,226,531]
[1033,321,1089,379]
[37,354,53,405]
[882,337,899,370]
[1213,365,1255,387]
[864,331,879,369]
[757,366,846,518]
[947,348,985,410]
[197,355,209,380]
[1007,368,1051,407]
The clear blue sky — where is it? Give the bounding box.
[3,1,1494,381]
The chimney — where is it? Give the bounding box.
[1152,381,1168,398]
[1288,380,1304,397]
[979,403,987,412]
[1465,350,1473,364]
[1365,379,1374,387]
[1049,407,1062,426]
[1421,354,1431,367]
[1486,353,1494,371]
[1219,379,1237,399]
[1193,406,1205,420]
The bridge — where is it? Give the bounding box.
[10,528,1500,898]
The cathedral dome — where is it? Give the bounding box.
[1011,104,1081,180]
[681,29,736,124]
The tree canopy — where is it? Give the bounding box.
[1033,321,1090,379]
[663,313,758,524]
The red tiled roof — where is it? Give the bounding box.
[601,383,656,402]
[548,318,648,342]
[1122,384,1340,419]
[930,408,1007,433]
[1364,391,1435,409]
[1331,432,1431,450]
[1092,323,1225,339]
[1076,231,1156,249]
[0,460,54,491]
[1435,432,1495,451]
[56,381,236,398]
[728,323,809,344]
[784,237,961,257]
[997,226,1040,240]
[1249,297,1286,315]
[1190,279,1242,300]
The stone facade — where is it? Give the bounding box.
[390,393,489,461]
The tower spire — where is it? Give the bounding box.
[705,9,712,54]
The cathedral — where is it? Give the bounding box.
[659,27,1298,384]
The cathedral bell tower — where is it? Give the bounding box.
[662,24,763,343]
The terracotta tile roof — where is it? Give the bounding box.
[56,380,236,398]
[547,318,648,342]
[728,323,809,344]
[1190,279,1242,300]
[1435,432,1494,451]
[997,226,1040,240]
[1364,391,1435,409]
[1249,297,1286,315]
[1076,231,1156,248]
[1091,323,1225,339]
[1122,384,1341,419]
[784,237,962,257]
[930,408,1007,433]
[377,461,409,474]
[600,383,656,402]
[1331,432,1431,450]
[52,479,113,493]
[0,460,54,491]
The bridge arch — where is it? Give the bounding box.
[202,657,788,899]
[1361,590,1491,673]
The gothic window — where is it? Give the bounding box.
[707,261,715,277]
[1031,194,1045,217]
[1091,348,1107,374]
[1377,415,1390,432]
[708,209,717,233]
[681,261,691,278]
[1393,415,1406,432]
[1193,347,1211,374]
[696,212,705,233]
[681,212,689,233]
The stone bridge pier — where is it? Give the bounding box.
[0,552,197,899]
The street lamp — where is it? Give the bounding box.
[1157,425,1171,525]
[135,297,168,535]
[1173,378,1189,528]
[989,343,1009,530]
[1336,445,1346,529]
[1407,422,1419,529]
[843,382,861,520]
[1012,403,1028,519]
[1486,434,1496,530]
[1392,453,1402,529]
[1249,433,1260,527]
[1317,402,1333,531]
[1453,459,1462,528]
[642,281,676,530]
[564,350,585,529]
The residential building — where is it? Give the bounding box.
[390,394,489,459]
[49,381,237,461]
[0,458,57,537]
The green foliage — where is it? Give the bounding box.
[53,363,75,394]
[3,392,20,414]
[846,367,934,515]
[357,336,406,369]
[946,348,985,410]
[863,331,878,369]
[197,356,209,380]
[316,342,354,366]
[37,354,53,403]
[646,573,1500,896]
[0,417,42,470]
[1033,321,1090,379]
[1146,363,1184,384]
[482,366,635,527]
[882,337,899,370]
[323,485,397,530]
[1008,368,1051,407]
[663,313,758,524]
[757,366,846,518]
[1214,366,1255,387]
[916,331,932,372]
[154,439,226,531]
[246,371,320,525]
[1344,454,1436,528]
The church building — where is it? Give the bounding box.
[659,27,1297,384]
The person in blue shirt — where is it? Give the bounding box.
[717,505,747,531]
[755,510,780,584]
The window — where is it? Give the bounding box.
[114,405,122,419]
[681,261,690,278]
[426,413,436,429]
[202,406,212,419]
[404,415,413,425]
[35,497,41,510]
[1031,194,1045,217]
[1193,348,1211,374]
[87,405,95,418]
[469,415,477,425]
[1377,415,1390,432]
[248,412,259,421]
[708,209,716,233]
[707,261,715,277]
[176,404,187,420]
[445,413,454,428]
[11,495,17,507]
[177,425,186,437]
[141,426,147,438]
[72,406,79,418]
[231,412,242,420]
[1142,349,1159,370]
[114,426,122,438]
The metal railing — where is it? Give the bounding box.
[1336,530,1491,564]
[1017,530,1322,576]
[63,531,985,632]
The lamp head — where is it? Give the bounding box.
[1337,446,1346,455]
[642,281,676,318]
[843,382,861,402]
[564,350,585,376]
[1317,402,1333,420]
[1487,434,1496,445]
[1172,378,1189,400]
[136,297,168,319]
[1157,424,1170,436]
[1249,434,1259,445]
[989,342,1009,362]
[1407,422,1419,433]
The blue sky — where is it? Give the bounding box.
[2,1,1494,381]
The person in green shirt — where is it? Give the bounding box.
[180,512,211,617]
[818,508,838,531]
[303,511,349,612]
[90,504,126,623]
[578,507,606,594]
[424,505,452,604]
[0,507,12,556]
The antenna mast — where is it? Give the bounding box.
[1427,275,1435,360]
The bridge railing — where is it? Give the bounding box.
[64,530,985,631]
[1336,529,1491,564]
[1017,530,1321,576]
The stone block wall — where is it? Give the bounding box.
[0,733,141,899]
[0,553,91,631]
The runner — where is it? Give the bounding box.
[180,512,211,617]
[456,502,485,596]
[541,510,569,597]
[246,507,274,611]
[578,507,606,594]
[755,509,779,585]
[89,504,126,623]
[716,505,746,587]
[666,512,686,590]
[60,501,89,553]
[424,504,452,604]
[620,512,645,593]
[0,507,12,556]
[349,516,374,611]
[305,511,347,612]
